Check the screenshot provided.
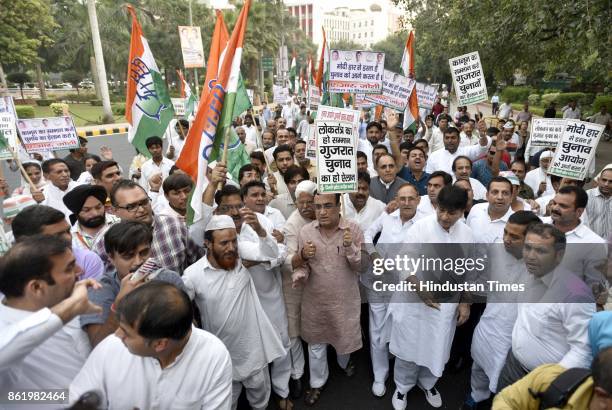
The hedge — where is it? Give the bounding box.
[527,94,541,106]
[111,103,125,115]
[90,99,103,106]
[15,106,35,118]
[501,86,535,103]
[50,103,69,116]
[592,95,612,112]
[56,93,96,103]
[541,92,594,107]
[35,99,54,106]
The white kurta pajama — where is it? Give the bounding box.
[364,209,426,385]
[183,234,286,410]
[238,213,292,399]
[383,214,475,395]
[524,167,555,198]
[41,180,81,221]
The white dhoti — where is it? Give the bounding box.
[308,343,351,388]
[232,366,271,410]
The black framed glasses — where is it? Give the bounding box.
[115,197,151,213]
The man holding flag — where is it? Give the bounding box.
[401,31,420,134]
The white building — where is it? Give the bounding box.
[285,0,404,52]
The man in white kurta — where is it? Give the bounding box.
[343,173,387,230]
[425,127,489,174]
[70,282,233,410]
[467,176,515,244]
[466,211,540,407]
[364,183,426,397]
[384,185,473,410]
[524,150,555,198]
[183,215,286,410]
[40,159,81,220]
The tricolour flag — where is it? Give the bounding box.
[125,5,174,157]
[289,51,297,95]
[315,27,331,106]
[177,69,197,120]
[176,3,251,224]
[401,31,419,132]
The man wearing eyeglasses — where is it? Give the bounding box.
[292,192,367,406]
[471,138,509,188]
[91,179,204,275]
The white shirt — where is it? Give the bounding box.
[282,104,299,128]
[264,205,286,230]
[541,218,608,287]
[498,103,513,120]
[357,138,376,169]
[453,176,487,200]
[562,106,581,119]
[417,194,436,215]
[69,329,233,410]
[0,305,91,394]
[427,127,445,153]
[425,143,489,174]
[459,131,480,147]
[364,208,426,253]
[243,124,258,146]
[343,195,387,232]
[512,269,595,370]
[41,180,81,221]
[467,202,514,243]
[140,157,175,192]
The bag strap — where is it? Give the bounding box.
[529,367,591,410]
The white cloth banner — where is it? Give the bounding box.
[17,116,79,153]
[416,82,437,109]
[365,70,415,111]
[178,26,205,68]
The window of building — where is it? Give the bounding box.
[371,20,374,25]
[371,31,374,37]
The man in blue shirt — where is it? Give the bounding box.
[396,147,430,196]
[471,139,508,188]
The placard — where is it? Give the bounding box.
[365,70,415,111]
[315,106,360,193]
[416,82,437,109]
[548,120,604,180]
[308,86,321,109]
[273,85,289,104]
[0,97,18,160]
[171,98,186,116]
[355,94,375,109]
[449,51,487,105]
[306,125,317,160]
[246,89,254,104]
[17,117,79,152]
[529,118,565,148]
[328,50,384,94]
[178,26,205,68]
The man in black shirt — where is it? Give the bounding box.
[63,137,89,180]
[543,102,557,118]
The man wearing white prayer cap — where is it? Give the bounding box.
[524,150,555,198]
[182,214,287,410]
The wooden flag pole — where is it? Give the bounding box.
[8,147,36,191]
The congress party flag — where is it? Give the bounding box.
[125,5,174,158]
[401,31,419,132]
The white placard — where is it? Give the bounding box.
[178,26,205,68]
[315,106,360,193]
[16,117,79,152]
[328,50,385,94]
[0,96,18,160]
[365,70,415,111]
[355,94,375,109]
[273,85,289,104]
[529,118,565,148]
[171,98,186,116]
[308,86,321,109]
[548,120,604,180]
[416,82,437,109]
[306,125,317,160]
[449,51,487,105]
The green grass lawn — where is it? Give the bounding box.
[33,104,126,127]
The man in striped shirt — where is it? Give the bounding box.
[586,167,612,239]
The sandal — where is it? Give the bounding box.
[304,387,323,406]
[278,397,294,410]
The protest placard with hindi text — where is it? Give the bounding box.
[530,118,565,148]
[328,50,384,94]
[17,117,79,153]
[315,106,360,193]
[0,97,18,160]
[171,98,186,117]
[355,94,375,109]
[548,120,604,180]
[449,51,487,105]
[306,125,317,161]
[178,26,205,68]
[273,85,289,104]
[416,82,437,109]
[308,86,321,109]
[365,70,415,111]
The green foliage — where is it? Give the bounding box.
[528,94,541,106]
[111,104,126,116]
[50,102,68,116]
[35,99,54,106]
[15,105,35,118]
[501,87,534,103]
[329,40,363,51]
[0,0,56,65]
[6,72,32,86]
[90,99,103,106]
[541,92,590,107]
[541,93,560,107]
[593,95,612,112]
[393,0,610,86]
[58,93,96,103]
[61,70,83,87]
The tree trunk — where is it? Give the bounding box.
[76,86,80,96]
[87,0,113,123]
[90,56,101,99]
[0,64,8,96]
[36,63,47,99]
[19,85,24,100]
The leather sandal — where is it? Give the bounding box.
[304,386,324,406]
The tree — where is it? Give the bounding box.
[62,70,83,95]
[7,72,32,100]
[371,32,406,75]
[329,40,363,51]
